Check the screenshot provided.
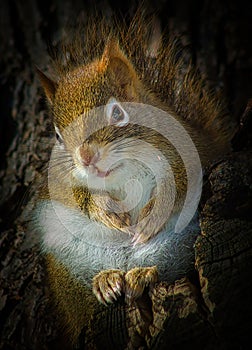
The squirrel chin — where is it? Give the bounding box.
[72,163,124,189]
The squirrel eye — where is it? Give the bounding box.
[106,98,129,127]
[56,132,63,143]
[54,126,64,144]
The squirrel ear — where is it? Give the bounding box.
[35,66,57,104]
[101,39,137,93]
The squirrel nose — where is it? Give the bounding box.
[79,145,100,166]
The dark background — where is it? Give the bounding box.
[0,1,252,349]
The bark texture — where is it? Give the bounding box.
[0,1,252,349]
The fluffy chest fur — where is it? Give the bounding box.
[35,199,199,286]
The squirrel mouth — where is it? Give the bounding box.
[88,164,122,178]
[96,169,111,178]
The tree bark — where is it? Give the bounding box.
[0,1,252,349]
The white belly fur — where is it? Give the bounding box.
[35,199,199,286]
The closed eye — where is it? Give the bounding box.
[55,125,64,145]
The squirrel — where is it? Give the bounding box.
[33,11,234,347]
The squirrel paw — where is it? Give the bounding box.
[92,269,125,305]
[92,196,131,232]
[124,266,158,304]
[132,217,159,245]
[131,198,162,244]
[103,211,131,231]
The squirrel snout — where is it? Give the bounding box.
[78,145,100,167]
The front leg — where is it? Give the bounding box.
[90,194,132,232]
[132,180,176,245]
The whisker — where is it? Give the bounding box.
[49,159,73,167]
[108,138,141,152]
[49,158,73,165]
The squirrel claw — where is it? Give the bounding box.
[131,233,145,246]
[132,218,158,245]
[92,269,125,305]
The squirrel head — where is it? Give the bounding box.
[37,39,144,130]
[37,39,187,200]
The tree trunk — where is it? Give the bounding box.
[0,1,252,349]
